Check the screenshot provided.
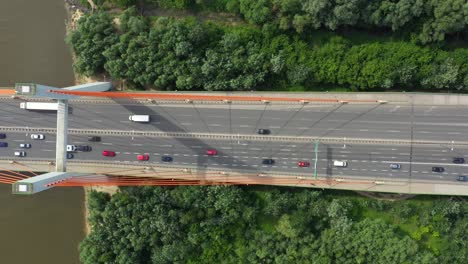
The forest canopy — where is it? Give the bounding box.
[80,186,468,264]
[67,9,468,92]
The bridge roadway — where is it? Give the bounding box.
[0,99,468,142]
[0,132,467,183]
[0,99,468,182]
[0,98,468,185]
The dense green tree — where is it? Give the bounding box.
[366,0,424,31]
[422,57,459,90]
[239,0,272,24]
[108,0,137,8]
[66,12,117,76]
[317,219,437,264]
[69,10,468,92]
[80,186,468,264]
[419,0,467,43]
[201,29,270,90]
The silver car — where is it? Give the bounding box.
[390,163,401,169]
[19,143,31,148]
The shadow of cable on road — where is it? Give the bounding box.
[112,98,260,181]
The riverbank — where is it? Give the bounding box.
[83,186,118,235]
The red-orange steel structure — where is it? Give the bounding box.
[49,90,380,103]
[48,174,372,187]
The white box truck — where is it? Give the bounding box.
[129,115,150,123]
[20,102,58,111]
[67,145,77,152]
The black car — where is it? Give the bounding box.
[161,156,173,162]
[257,129,271,135]
[432,167,444,173]
[457,176,468,182]
[67,153,74,159]
[453,157,465,164]
[0,133,5,139]
[262,159,275,165]
[77,145,92,152]
[88,136,101,142]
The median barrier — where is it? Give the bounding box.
[1,126,468,146]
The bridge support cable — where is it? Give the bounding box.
[251,101,269,134]
[297,103,384,176]
[49,173,375,187]
[0,172,29,183]
[264,103,306,159]
[9,161,39,176]
[190,102,212,134]
[283,103,345,175]
[0,166,31,179]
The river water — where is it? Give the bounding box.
[0,0,83,263]
[0,0,75,87]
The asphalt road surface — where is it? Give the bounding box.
[1,132,467,183]
[0,99,468,142]
[2,99,468,182]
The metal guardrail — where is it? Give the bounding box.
[0,126,466,145]
[1,96,348,105]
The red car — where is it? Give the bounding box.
[137,154,149,161]
[297,161,310,167]
[102,150,116,157]
[206,149,217,155]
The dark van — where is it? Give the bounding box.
[0,133,5,139]
[0,142,8,147]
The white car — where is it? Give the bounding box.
[14,151,26,157]
[31,134,44,140]
[333,160,348,167]
[19,143,31,148]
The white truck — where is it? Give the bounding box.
[20,102,58,111]
[67,145,77,152]
[129,115,150,123]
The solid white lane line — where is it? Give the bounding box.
[102,143,113,145]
